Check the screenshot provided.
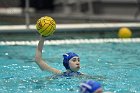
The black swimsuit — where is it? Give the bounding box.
[50,71,82,79]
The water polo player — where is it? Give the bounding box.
[35,36,83,77]
[79,80,112,93]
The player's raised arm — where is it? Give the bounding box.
[35,36,61,74]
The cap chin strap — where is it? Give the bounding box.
[67,68,73,72]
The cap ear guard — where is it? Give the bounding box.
[79,80,101,93]
[63,54,70,69]
[79,83,92,93]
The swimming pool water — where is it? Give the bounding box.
[0,42,140,93]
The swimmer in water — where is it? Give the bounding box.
[79,80,112,93]
[35,36,83,77]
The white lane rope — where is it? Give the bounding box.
[0,38,140,45]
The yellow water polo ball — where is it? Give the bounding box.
[118,27,132,38]
[36,16,56,37]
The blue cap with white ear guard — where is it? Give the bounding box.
[63,52,79,70]
[79,80,101,93]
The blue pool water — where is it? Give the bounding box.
[0,42,140,93]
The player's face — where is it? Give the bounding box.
[69,56,80,72]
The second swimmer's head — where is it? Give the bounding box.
[63,52,79,71]
[79,80,102,93]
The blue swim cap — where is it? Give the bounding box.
[63,52,79,70]
[79,80,101,93]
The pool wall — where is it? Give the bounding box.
[0,23,140,41]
